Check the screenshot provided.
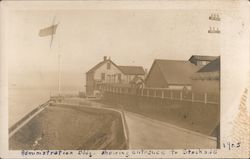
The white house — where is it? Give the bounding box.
[86,56,145,96]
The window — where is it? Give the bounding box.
[201,61,208,66]
[87,75,91,81]
[101,73,105,81]
[112,75,115,83]
[107,75,111,83]
[198,60,208,66]
[107,63,111,69]
[118,74,121,83]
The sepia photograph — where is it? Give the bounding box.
[0,0,249,158]
[8,8,220,150]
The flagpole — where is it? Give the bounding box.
[55,16,61,97]
[58,53,61,97]
[39,16,61,97]
[57,21,61,97]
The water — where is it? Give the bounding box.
[8,87,78,128]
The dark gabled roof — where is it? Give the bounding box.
[118,66,145,75]
[86,59,120,74]
[146,59,201,85]
[189,55,218,61]
[86,59,145,75]
[198,57,220,73]
[86,61,105,74]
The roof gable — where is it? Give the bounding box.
[189,55,218,62]
[118,66,145,75]
[197,57,220,73]
[145,62,169,87]
[146,59,200,85]
[86,61,105,74]
[86,59,120,74]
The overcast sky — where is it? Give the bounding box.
[2,1,249,137]
[5,8,221,91]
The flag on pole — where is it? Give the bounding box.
[38,17,62,96]
[39,24,58,37]
[39,24,58,48]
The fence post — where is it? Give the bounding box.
[192,93,194,102]
[141,89,144,96]
[154,90,157,97]
[147,89,149,96]
[180,91,182,101]
[204,93,207,104]
[161,90,164,98]
[170,91,173,99]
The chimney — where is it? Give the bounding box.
[103,56,107,61]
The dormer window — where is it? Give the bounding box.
[201,61,208,66]
[107,63,111,69]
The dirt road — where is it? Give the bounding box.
[124,111,217,149]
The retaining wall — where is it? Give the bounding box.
[102,92,220,137]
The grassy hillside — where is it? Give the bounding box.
[9,104,127,150]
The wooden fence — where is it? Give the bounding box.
[100,84,219,105]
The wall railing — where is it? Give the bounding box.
[100,84,219,105]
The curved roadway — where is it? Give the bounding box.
[124,111,217,149]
